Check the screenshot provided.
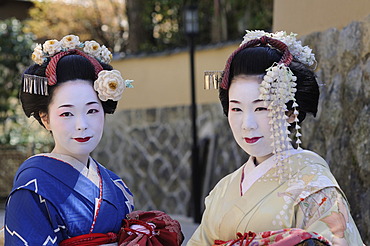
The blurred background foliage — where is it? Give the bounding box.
[0,18,34,138]
[0,18,52,151]
[0,18,53,197]
[0,0,272,152]
[25,0,272,53]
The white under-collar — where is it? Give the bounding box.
[241,148,303,195]
[35,153,100,187]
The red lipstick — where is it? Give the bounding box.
[244,137,262,144]
[74,137,91,143]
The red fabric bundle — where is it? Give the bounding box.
[118,210,184,246]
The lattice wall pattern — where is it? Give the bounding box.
[92,104,247,216]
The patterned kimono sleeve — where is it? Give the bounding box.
[295,187,364,246]
[5,189,62,245]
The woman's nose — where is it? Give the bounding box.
[242,113,258,130]
[76,116,88,131]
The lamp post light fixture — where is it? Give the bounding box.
[185,5,199,36]
[184,4,201,223]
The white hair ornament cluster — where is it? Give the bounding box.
[32,35,112,65]
[240,30,316,66]
[25,34,133,101]
[259,63,301,152]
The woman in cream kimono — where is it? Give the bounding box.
[188,31,365,246]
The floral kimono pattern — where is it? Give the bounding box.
[188,149,364,246]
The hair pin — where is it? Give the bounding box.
[204,71,223,90]
[23,74,49,96]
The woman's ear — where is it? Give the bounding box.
[286,110,297,124]
[39,112,51,130]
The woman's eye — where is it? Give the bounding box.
[255,107,268,112]
[60,112,73,117]
[88,109,99,114]
[231,108,242,112]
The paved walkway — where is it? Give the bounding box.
[0,208,198,245]
[171,215,199,245]
[0,207,3,228]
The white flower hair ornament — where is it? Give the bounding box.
[94,70,134,101]
[24,34,133,102]
[31,34,112,66]
[61,34,80,49]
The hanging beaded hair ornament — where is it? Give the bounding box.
[205,30,316,180]
[23,34,133,101]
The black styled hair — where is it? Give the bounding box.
[20,54,117,128]
[219,46,319,123]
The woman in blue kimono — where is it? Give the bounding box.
[4,35,135,245]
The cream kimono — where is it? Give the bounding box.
[188,149,364,246]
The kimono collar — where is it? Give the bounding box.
[35,153,100,187]
[19,154,124,211]
[241,148,303,195]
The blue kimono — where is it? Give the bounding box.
[4,154,134,245]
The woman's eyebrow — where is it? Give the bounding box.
[58,104,73,109]
[252,99,264,103]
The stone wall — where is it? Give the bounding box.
[92,104,247,216]
[93,18,370,243]
[299,18,370,243]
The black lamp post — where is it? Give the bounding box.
[184,4,201,223]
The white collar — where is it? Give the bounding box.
[241,148,303,195]
[35,153,100,187]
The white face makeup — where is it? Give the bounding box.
[41,80,104,165]
[228,75,274,165]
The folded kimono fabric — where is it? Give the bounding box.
[213,228,331,246]
[59,210,183,246]
[118,210,184,246]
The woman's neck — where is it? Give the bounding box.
[51,149,90,167]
